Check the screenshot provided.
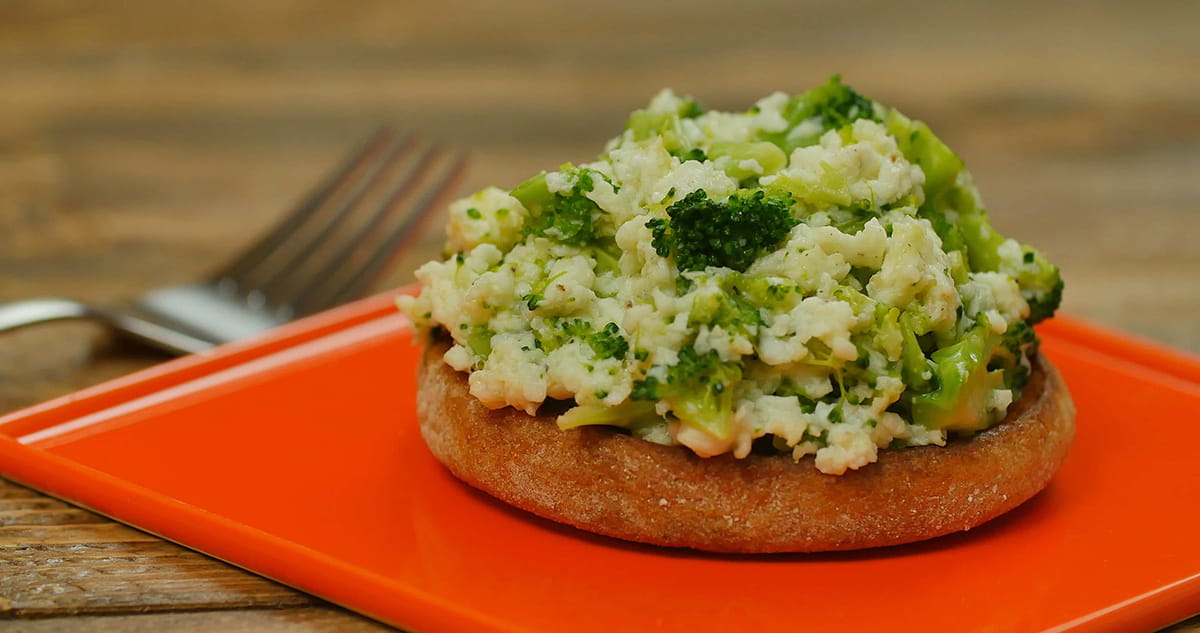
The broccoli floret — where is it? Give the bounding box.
[512,170,600,247]
[584,322,630,360]
[631,346,742,440]
[958,228,1064,323]
[812,76,879,129]
[1000,319,1037,354]
[646,189,796,272]
[1027,274,1063,323]
[559,318,592,339]
[758,75,881,152]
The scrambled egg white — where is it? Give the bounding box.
[401,77,1062,475]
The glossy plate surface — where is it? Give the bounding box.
[2,292,1198,633]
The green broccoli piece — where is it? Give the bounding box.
[1000,319,1037,355]
[1013,247,1064,323]
[833,287,925,387]
[888,108,1064,319]
[521,270,566,311]
[534,318,629,360]
[898,310,933,392]
[887,109,965,206]
[764,162,881,233]
[626,110,675,143]
[559,318,592,339]
[512,170,600,247]
[683,274,799,350]
[556,401,669,443]
[909,316,1005,432]
[466,325,494,358]
[689,282,763,339]
[957,209,1006,273]
[708,141,788,180]
[522,292,543,311]
[646,189,797,272]
[557,400,660,430]
[758,75,881,152]
[771,382,819,412]
[590,239,622,275]
[631,346,743,440]
[956,216,1064,323]
[584,322,630,360]
[511,171,553,208]
[885,108,1001,273]
[814,77,879,129]
[532,317,587,352]
[624,96,707,153]
[989,320,1039,393]
[887,106,1062,318]
[677,97,707,119]
[1027,274,1064,323]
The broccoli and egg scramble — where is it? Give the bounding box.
[400,76,1063,475]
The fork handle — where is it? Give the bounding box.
[0,298,215,356]
[0,298,94,330]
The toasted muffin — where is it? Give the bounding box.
[416,339,1075,553]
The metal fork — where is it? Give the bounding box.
[0,129,464,355]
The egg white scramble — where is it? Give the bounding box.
[400,77,1062,475]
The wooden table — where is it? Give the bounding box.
[1,1,1198,631]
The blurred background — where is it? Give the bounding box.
[0,1,1198,629]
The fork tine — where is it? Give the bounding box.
[321,150,467,310]
[249,132,413,303]
[283,141,442,317]
[215,127,396,289]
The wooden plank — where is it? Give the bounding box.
[0,480,314,618]
[0,607,391,632]
[0,610,1195,633]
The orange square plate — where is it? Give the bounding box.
[2,292,1199,633]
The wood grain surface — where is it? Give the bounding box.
[1,0,1198,631]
